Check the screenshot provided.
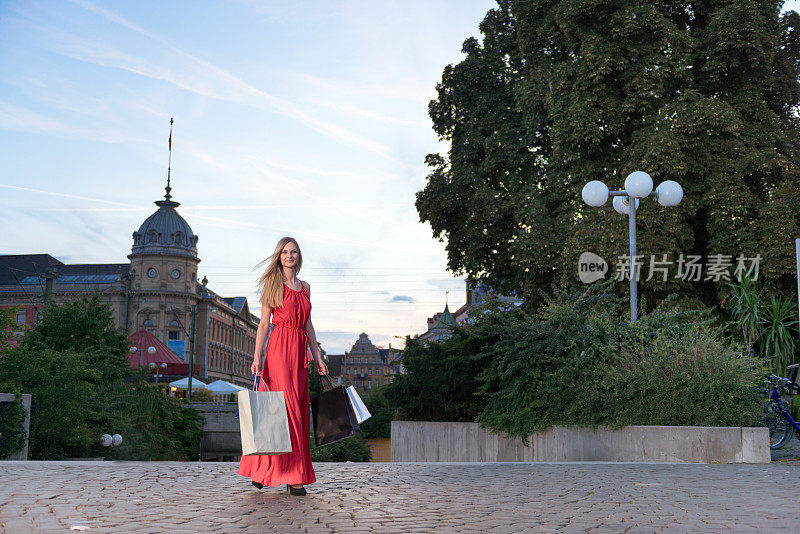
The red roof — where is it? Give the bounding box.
[126,327,186,368]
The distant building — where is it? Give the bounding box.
[418,280,523,342]
[418,303,458,342]
[0,183,260,387]
[327,333,402,392]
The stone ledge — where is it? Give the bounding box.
[390,421,770,463]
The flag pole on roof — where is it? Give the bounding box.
[165,117,173,201]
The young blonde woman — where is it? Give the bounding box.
[238,237,328,496]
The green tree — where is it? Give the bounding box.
[418,0,800,309]
[0,306,17,355]
[20,295,130,381]
[0,296,202,459]
[0,347,103,459]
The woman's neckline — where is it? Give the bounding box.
[284,281,303,292]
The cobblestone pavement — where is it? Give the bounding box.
[3,461,800,533]
[771,434,800,461]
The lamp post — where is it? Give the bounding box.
[148,362,167,383]
[129,345,156,369]
[581,171,683,322]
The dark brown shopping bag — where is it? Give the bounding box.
[310,375,360,446]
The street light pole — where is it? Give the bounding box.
[582,172,683,323]
[129,345,156,370]
[629,196,638,322]
[188,304,196,402]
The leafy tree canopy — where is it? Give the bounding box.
[418,0,800,310]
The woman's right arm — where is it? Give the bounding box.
[250,306,272,375]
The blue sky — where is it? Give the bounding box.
[2,1,798,354]
[0,0,498,354]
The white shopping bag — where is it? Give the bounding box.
[237,375,292,455]
[345,385,371,424]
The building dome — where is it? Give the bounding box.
[131,198,198,259]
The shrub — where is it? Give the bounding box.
[311,435,371,462]
[191,388,215,402]
[475,283,765,442]
[385,296,518,422]
[359,385,395,439]
[101,379,203,461]
[595,321,764,428]
[476,283,623,438]
[0,392,27,459]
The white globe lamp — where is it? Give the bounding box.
[112,434,123,447]
[624,171,653,198]
[613,196,639,215]
[581,180,609,207]
[100,434,113,447]
[656,180,683,207]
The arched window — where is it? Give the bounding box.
[143,319,154,327]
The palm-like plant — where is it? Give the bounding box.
[761,296,799,376]
[728,277,762,358]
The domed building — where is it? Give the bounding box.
[0,183,261,388]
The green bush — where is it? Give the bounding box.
[101,379,203,461]
[475,284,765,442]
[384,297,518,422]
[0,392,27,459]
[792,395,800,422]
[358,385,395,439]
[595,321,764,428]
[310,435,371,462]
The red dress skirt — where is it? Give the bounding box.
[238,283,316,486]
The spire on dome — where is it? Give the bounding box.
[165,117,174,201]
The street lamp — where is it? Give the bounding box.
[129,345,156,369]
[148,362,168,383]
[582,171,683,322]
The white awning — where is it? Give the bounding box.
[206,380,246,394]
[169,377,207,389]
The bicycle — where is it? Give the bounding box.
[761,373,800,449]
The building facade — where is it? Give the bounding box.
[0,185,260,387]
[327,333,402,392]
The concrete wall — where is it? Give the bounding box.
[188,402,242,460]
[0,393,31,461]
[391,421,770,464]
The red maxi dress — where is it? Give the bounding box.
[238,282,316,486]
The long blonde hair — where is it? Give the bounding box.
[256,237,303,310]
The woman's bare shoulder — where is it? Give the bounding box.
[300,279,310,291]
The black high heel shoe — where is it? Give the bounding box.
[251,481,263,489]
[286,484,306,496]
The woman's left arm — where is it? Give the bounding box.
[303,281,328,374]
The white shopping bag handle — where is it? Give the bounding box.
[250,373,269,391]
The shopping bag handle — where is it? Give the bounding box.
[251,373,269,391]
[320,374,334,391]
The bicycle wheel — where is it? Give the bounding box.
[762,405,792,449]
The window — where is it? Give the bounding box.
[143,319,154,327]
[15,311,25,325]
[168,331,180,340]
[146,268,157,278]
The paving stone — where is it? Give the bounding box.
[2,461,800,532]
